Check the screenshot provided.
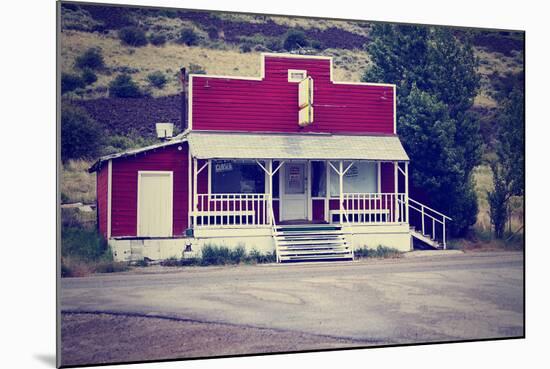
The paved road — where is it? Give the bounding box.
[61,252,524,345]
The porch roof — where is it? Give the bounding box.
[188,131,409,161]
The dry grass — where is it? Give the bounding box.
[61,31,372,99]
[61,159,96,204]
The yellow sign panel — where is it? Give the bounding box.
[298,77,314,126]
[299,105,314,127]
[299,76,314,108]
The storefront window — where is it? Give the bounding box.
[211,160,265,194]
[329,161,378,196]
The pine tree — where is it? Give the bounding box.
[363,24,482,235]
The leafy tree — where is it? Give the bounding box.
[109,74,142,98]
[61,105,104,161]
[497,88,524,197]
[283,30,308,50]
[363,24,482,235]
[488,162,508,238]
[487,87,524,237]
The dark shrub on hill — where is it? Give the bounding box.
[118,26,148,47]
[61,105,104,161]
[178,28,199,46]
[147,71,167,89]
[61,73,85,94]
[240,42,252,53]
[207,26,219,40]
[283,29,309,50]
[109,74,143,97]
[149,33,166,46]
[311,40,324,50]
[266,38,283,51]
[75,48,105,70]
[81,68,98,85]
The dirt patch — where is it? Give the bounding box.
[61,312,367,366]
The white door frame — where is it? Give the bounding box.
[137,170,174,237]
[279,160,311,222]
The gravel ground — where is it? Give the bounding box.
[61,312,367,366]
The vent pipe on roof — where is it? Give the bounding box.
[179,67,187,131]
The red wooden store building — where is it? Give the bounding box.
[90,53,450,262]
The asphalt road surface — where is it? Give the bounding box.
[60,251,524,365]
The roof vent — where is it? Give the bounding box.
[156,123,174,140]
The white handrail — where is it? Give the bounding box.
[409,198,452,221]
[269,200,280,263]
[406,197,451,249]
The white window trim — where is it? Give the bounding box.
[288,69,308,82]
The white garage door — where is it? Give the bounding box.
[138,171,173,237]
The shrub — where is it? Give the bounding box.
[199,244,275,265]
[207,26,219,40]
[266,38,282,51]
[149,33,166,46]
[61,227,109,261]
[147,71,167,89]
[311,40,323,50]
[61,105,103,161]
[81,68,98,85]
[247,249,277,264]
[354,245,402,259]
[240,42,252,53]
[178,28,198,46]
[75,48,105,70]
[283,29,309,50]
[118,26,148,47]
[108,74,142,98]
[61,73,85,94]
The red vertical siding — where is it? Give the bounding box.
[192,55,394,134]
[111,144,189,237]
[312,199,325,221]
[96,165,108,238]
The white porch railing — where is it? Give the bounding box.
[406,198,452,249]
[191,193,271,227]
[339,193,408,224]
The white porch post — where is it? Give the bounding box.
[405,162,409,224]
[339,160,344,224]
[394,161,399,223]
[268,160,273,224]
[193,157,198,214]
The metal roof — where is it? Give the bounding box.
[88,131,189,172]
[187,131,409,161]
